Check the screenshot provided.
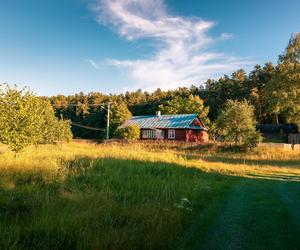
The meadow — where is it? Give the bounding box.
[0,141,300,249]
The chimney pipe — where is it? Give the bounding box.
[156,111,161,116]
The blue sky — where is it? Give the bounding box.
[0,0,299,96]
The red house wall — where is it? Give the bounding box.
[175,129,186,141]
[185,130,209,143]
[140,128,208,143]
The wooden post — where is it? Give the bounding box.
[106,103,110,140]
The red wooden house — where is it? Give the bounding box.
[119,112,208,143]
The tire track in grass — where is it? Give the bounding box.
[176,178,300,250]
[276,182,300,231]
[174,180,235,250]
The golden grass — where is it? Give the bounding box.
[1,141,299,181]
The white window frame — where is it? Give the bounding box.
[142,130,156,139]
[142,130,165,139]
[142,130,148,139]
[168,129,176,139]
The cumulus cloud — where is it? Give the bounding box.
[92,0,252,91]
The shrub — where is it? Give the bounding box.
[117,125,140,140]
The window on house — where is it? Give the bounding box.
[142,130,156,139]
[142,130,165,139]
[157,130,165,139]
[168,129,175,139]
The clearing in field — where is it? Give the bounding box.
[0,142,299,249]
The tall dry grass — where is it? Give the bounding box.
[1,141,299,181]
[0,141,299,249]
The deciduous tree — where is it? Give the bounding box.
[159,95,209,125]
[215,100,262,148]
[0,84,72,152]
[109,101,132,136]
[265,33,300,126]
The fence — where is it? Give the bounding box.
[259,143,300,150]
[288,134,300,144]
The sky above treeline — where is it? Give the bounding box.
[0,0,299,96]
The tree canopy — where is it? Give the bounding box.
[109,101,132,137]
[215,100,262,148]
[159,95,209,125]
[0,85,72,152]
[266,34,300,127]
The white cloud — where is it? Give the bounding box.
[85,59,99,70]
[219,32,234,41]
[92,0,253,91]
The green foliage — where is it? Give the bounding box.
[117,124,140,140]
[0,84,72,152]
[109,101,132,137]
[216,100,262,148]
[159,94,209,125]
[279,33,300,64]
[37,99,72,144]
[266,34,300,127]
[266,63,300,126]
[207,122,218,142]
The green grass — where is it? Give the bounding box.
[175,179,300,250]
[0,142,299,249]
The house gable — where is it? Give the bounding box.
[189,117,206,128]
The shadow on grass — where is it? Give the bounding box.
[202,155,300,168]
[1,156,300,250]
[0,156,234,250]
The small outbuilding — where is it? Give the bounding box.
[119,112,208,143]
[288,133,300,144]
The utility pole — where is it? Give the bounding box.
[106,102,110,140]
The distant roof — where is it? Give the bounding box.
[119,114,207,130]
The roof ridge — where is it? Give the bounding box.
[119,113,202,130]
[132,113,197,118]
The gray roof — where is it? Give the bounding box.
[119,114,207,130]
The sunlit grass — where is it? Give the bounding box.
[0,141,299,249]
[1,142,299,178]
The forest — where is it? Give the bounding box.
[49,33,300,139]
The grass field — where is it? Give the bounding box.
[0,141,299,249]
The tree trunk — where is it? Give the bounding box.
[275,114,279,125]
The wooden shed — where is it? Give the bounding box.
[288,133,300,144]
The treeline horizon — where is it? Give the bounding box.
[47,33,299,139]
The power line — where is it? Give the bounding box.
[66,102,111,139]
[71,122,105,131]
[67,103,108,110]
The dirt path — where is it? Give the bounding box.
[175,178,300,250]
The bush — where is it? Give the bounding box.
[117,125,140,140]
